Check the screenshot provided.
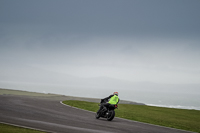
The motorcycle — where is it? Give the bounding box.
[95,99,118,121]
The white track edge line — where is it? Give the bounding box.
[60,101,195,133]
[60,101,95,113]
[0,121,55,133]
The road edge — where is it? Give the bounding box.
[0,122,54,133]
[60,101,195,133]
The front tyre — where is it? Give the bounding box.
[95,109,100,119]
[95,113,100,119]
[107,110,115,121]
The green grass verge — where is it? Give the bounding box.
[0,88,59,97]
[63,100,200,133]
[0,123,45,133]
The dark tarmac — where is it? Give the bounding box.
[0,95,194,133]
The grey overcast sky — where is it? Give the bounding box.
[1,0,200,86]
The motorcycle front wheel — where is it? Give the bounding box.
[95,109,100,119]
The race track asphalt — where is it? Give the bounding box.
[0,95,194,133]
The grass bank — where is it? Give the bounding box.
[0,88,59,97]
[63,100,200,133]
[0,123,45,133]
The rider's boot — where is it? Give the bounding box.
[102,107,107,114]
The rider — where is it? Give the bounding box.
[99,92,120,113]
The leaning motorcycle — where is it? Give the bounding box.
[95,99,118,121]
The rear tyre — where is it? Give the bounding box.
[107,110,115,121]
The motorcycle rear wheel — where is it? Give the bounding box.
[107,110,115,121]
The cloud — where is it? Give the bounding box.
[1,0,200,85]
[2,34,199,84]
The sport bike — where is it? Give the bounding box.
[95,99,118,121]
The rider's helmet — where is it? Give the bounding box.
[113,92,118,96]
